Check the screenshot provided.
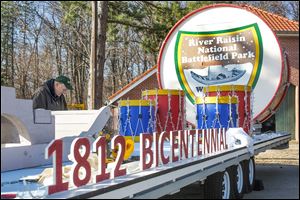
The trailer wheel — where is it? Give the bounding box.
[229,163,244,199]
[244,157,256,193]
[222,171,231,199]
[203,170,231,199]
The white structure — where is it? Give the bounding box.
[53,106,110,139]
[1,86,111,171]
[1,87,55,145]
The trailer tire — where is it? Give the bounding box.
[244,157,256,193]
[203,170,231,199]
[228,163,245,199]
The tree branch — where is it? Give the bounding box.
[107,19,157,31]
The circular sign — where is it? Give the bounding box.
[157,4,285,125]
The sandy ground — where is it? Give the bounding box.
[162,140,299,199]
[254,140,299,166]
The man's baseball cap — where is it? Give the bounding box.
[55,75,73,90]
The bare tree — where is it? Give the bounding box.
[95,1,108,108]
[288,1,299,21]
[88,1,98,109]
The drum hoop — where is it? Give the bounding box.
[118,100,156,106]
[142,89,184,96]
[203,85,252,93]
[196,96,238,104]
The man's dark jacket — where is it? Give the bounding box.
[32,79,68,111]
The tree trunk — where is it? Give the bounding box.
[21,6,27,98]
[111,48,117,94]
[143,53,148,73]
[70,45,75,103]
[54,35,62,75]
[11,21,14,87]
[5,27,9,85]
[95,1,108,109]
[34,37,39,91]
[88,1,98,109]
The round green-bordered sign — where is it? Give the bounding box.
[157,4,285,125]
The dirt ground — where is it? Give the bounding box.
[162,140,299,199]
[254,140,299,166]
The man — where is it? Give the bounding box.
[32,75,73,111]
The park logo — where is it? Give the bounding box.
[175,23,263,104]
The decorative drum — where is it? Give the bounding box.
[196,96,238,129]
[142,89,185,133]
[118,100,155,142]
[157,4,287,126]
[203,85,252,133]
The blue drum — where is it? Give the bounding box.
[118,100,155,142]
[196,96,238,129]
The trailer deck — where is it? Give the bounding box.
[1,132,290,199]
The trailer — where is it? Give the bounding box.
[1,4,293,199]
[0,87,291,199]
[1,129,291,199]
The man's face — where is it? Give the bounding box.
[54,81,67,96]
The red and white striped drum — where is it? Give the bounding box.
[142,89,186,133]
[203,85,252,133]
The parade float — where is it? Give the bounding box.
[1,4,291,199]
